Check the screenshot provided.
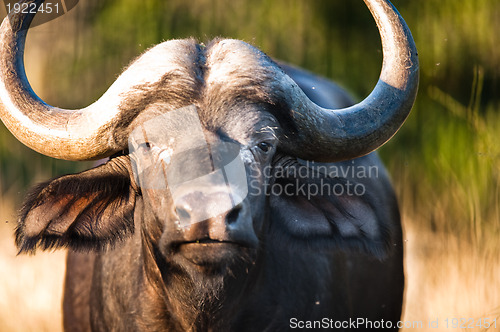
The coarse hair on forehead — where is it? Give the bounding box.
[113,38,289,143]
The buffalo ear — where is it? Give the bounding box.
[16,156,136,253]
[269,157,397,257]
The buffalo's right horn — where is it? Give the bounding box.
[0,0,132,160]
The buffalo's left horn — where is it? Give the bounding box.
[277,0,419,162]
[0,0,126,160]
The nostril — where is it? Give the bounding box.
[176,205,191,222]
[226,204,242,224]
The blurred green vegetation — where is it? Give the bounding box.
[0,0,499,245]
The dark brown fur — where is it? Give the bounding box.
[16,39,404,331]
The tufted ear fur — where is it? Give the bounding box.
[269,155,398,258]
[16,156,137,253]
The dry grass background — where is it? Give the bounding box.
[402,222,500,331]
[1,202,499,331]
[0,199,65,332]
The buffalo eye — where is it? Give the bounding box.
[257,141,273,153]
[137,141,152,152]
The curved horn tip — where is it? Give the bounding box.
[280,0,419,162]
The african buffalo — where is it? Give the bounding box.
[0,0,418,331]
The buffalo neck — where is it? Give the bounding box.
[137,216,262,331]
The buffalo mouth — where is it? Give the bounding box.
[171,238,257,266]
